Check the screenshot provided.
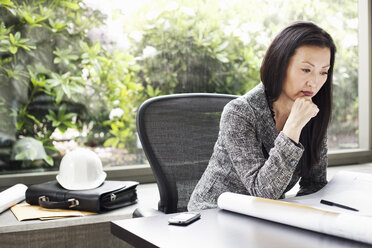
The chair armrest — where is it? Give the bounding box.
[132,207,165,218]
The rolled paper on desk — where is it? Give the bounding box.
[217,192,372,245]
[0,184,28,213]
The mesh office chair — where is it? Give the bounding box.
[134,93,237,217]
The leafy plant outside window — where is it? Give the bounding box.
[0,0,359,174]
[0,0,143,171]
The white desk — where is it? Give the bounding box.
[111,208,372,248]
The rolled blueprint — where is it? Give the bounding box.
[0,184,28,213]
[217,192,372,245]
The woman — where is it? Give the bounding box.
[188,21,336,211]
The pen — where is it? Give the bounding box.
[320,199,359,212]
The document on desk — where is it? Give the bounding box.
[11,203,95,221]
[284,171,372,214]
[217,171,372,245]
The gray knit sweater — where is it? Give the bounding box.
[187,83,328,211]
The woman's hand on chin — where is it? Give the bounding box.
[282,97,319,143]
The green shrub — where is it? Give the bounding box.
[129,0,358,146]
[0,0,143,168]
[130,1,261,95]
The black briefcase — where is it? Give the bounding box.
[25,180,138,213]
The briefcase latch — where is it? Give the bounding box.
[68,198,79,208]
[110,193,117,201]
[39,195,49,202]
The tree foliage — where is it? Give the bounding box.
[127,0,358,146]
[0,0,359,170]
[0,0,143,168]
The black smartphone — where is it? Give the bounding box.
[168,212,201,226]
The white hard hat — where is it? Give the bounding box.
[57,148,106,190]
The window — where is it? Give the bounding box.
[0,0,370,188]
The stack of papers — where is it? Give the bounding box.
[11,203,95,221]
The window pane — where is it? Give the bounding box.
[0,0,359,175]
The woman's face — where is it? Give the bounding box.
[281,45,331,102]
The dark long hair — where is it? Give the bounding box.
[260,21,336,168]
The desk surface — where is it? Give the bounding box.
[0,183,158,234]
[111,208,372,248]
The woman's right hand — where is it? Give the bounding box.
[282,97,319,143]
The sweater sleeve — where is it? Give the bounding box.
[220,99,305,199]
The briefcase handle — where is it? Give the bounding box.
[38,196,79,209]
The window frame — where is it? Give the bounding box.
[328,0,372,166]
[0,1,371,190]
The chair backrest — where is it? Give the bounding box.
[137,93,237,213]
